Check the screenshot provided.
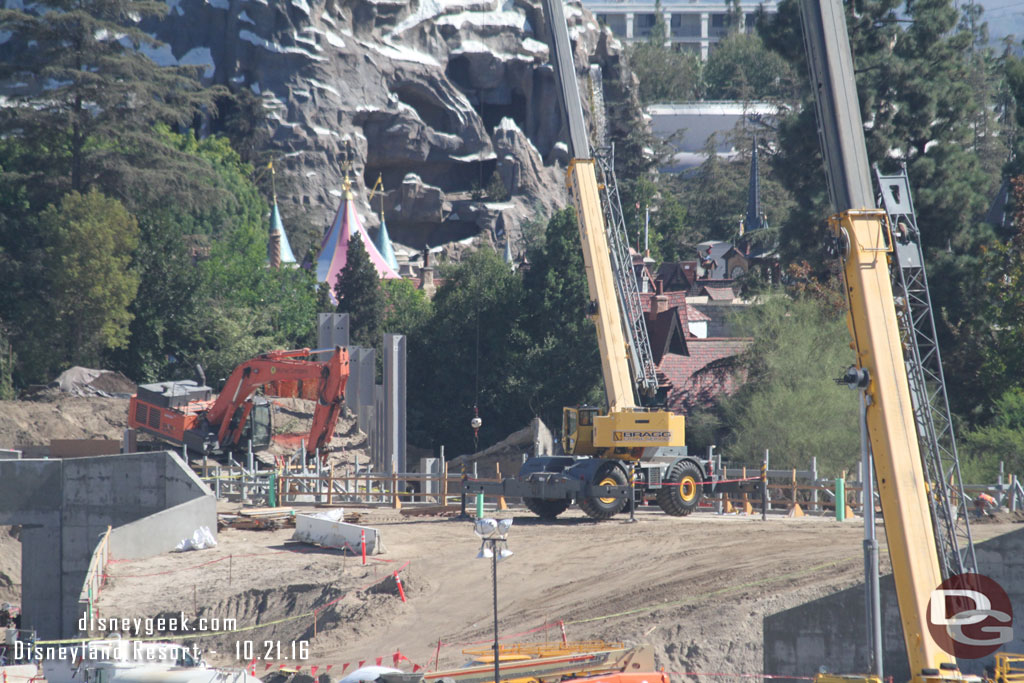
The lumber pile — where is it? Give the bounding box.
[218,507,298,531]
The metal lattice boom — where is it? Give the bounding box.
[595,149,660,399]
[875,166,977,578]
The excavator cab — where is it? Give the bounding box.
[249,397,272,450]
[225,397,272,453]
[562,406,599,455]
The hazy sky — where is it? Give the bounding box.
[977,0,1024,46]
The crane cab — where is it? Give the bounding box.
[562,406,599,455]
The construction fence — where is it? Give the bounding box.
[193,454,1023,518]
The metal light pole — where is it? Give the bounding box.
[475,518,513,683]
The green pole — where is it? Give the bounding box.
[269,472,277,508]
[835,477,845,521]
[476,492,484,518]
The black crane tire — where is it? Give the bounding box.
[657,459,703,516]
[578,463,628,520]
[523,497,570,519]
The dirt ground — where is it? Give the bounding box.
[90,508,1022,680]
[0,394,365,468]
[0,396,129,448]
[2,395,1021,680]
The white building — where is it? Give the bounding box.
[647,101,779,170]
[584,0,778,59]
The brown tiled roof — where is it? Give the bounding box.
[702,285,736,301]
[686,306,711,322]
[656,261,699,291]
[657,338,751,413]
[647,308,688,364]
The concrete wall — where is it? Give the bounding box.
[764,527,1024,681]
[0,451,215,639]
[109,497,216,560]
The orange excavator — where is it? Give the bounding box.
[128,347,349,463]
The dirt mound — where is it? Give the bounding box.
[50,366,136,397]
[972,509,1024,524]
[18,366,136,401]
[0,396,129,449]
[265,398,367,467]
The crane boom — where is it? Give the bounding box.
[544,0,635,412]
[798,0,955,678]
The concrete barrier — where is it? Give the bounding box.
[292,509,385,554]
[763,526,1024,681]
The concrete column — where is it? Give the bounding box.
[664,11,672,45]
[348,346,376,433]
[383,334,407,475]
[374,384,385,474]
[700,13,710,59]
[317,313,350,361]
[626,12,635,38]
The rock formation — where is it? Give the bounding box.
[139,0,624,259]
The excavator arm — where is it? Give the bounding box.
[207,347,349,462]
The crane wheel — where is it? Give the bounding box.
[579,463,627,520]
[657,459,703,516]
[523,497,570,519]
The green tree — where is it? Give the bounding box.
[518,209,604,427]
[485,170,510,202]
[758,0,1010,417]
[381,279,432,338]
[38,190,140,372]
[703,33,797,101]
[627,31,703,104]
[679,135,748,241]
[408,250,526,454]
[961,388,1024,483]
[335,237,384,349]
[711,295,858,474]
[0,0,215,195]
[0,321,14,400]
[110,128,315,383]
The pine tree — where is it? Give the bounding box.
[519,209,603,426]
[334,236,384,349]
[757,0,1012,414]
[0,0,216,199]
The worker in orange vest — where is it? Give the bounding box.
[974,492,997,518]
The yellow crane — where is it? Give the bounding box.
[798,0,1017,681]
[465,0,760,520]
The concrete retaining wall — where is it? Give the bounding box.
[764,527,1024,681]
[109,496,217,560]
[0,451,215,639]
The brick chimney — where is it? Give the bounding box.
[651,279,668,317]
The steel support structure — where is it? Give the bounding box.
[798,0,956,677]
[874,167,977,578]
[595,149,660,399]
